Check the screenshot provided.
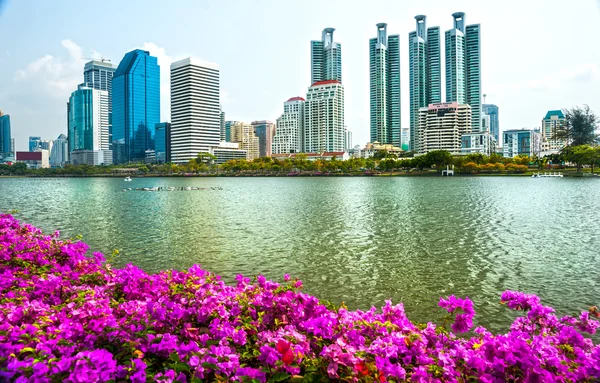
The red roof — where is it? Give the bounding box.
[310,80,341,87]
[286,96,305,102]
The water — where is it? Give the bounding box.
[1,176,599,331]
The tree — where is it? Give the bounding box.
[422,150,453,169]
[562,145,595,173]
[554,105,599,147]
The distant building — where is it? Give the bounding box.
[363,141,405,158]
[112,49,160,164]
[369,23,401,146]
[409,15,442,151]
[304,80,345,153]
[251,120,275,158]
[70,150,113,166]
[541,110,566,152]
[272,151,349,161]
[503,129,542,158]
[170,57,220,164]
[311,28,342,83]
[220,108,226,142]
[208,142,247,164]
[224,121,241,143]
[344,127,352,152]
[84,60,116,147]
[155,122,171,164]
[16,150,49,169]
[0,111,11,157]
[482,104,499,142]
[417,102,472,154]
[273,97,305,155]
[461,131,497,156]
[29,136,41,152]
[230,122,259,160]
[50,134,69,167]
[67,84,111,163]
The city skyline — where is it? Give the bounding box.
[1,0,599,151]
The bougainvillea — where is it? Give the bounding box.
[0,213,599,382]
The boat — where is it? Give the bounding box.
[532,172,563,178]
[124,176,132,182]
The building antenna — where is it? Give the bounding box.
[483,94,487,104]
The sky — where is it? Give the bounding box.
[0,0,599,151]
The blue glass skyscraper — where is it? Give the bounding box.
[482,104,499,142]
[0,112,11,156]
[112,49,160,164]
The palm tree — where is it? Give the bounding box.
[554,105,599,147]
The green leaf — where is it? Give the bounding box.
[202,362,218,370]
[269,372,290,382]
[20,347,35,354]
[174,362,190,373]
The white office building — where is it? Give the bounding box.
[273,97,305,154]
[417,102,472,154]
[304,80,345,153]
[170,58,220,164]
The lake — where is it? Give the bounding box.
[1,176,599,331]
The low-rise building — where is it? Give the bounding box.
[362,141,405,158]
[460,132,497,156]
[16,150,50,169]
[272,151,349,161]
[417,102,472,154]
[70,150,113,166]
[209,142,248,164]
[503,129,541,158]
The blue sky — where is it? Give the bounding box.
[1,0,599,151]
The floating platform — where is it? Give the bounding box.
[122,186,224,192]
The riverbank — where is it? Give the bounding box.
[1,213,599,382]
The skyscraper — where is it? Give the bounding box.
[0,111,11,156]
[311,28,342,83]
[50,134,68,167]
[482,104,499,142]
[29,136,41,152]
[409,16,441,151]
[542,110,566,151]
[251,120,275,158]
[230,122,259,160]
[112,49,160,164]
[220,108,226,142]
[67,85,110,153]
[170,58,220,164]
[155,122,171,164]
[84,60,116,147]
[273,97,305,154]
[369,23,401,146]
[304,80,345,153]
[445,13,482,130]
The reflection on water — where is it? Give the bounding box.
[1,176,599,331]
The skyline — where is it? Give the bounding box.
[0,0,599,151]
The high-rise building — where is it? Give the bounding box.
[417,102,472,154]
[344,126,352,152]
[225,121,241,143]
[0,111,11,156]
[67,85,110,152]
[311,28,342,83]
[482,104,499,142]
[304,80,345,153]
[170,57,220,164]
[155,122,171,164]
[409,16,441,151]
[28,136,41,152]
[273,97,305,155]
[503,129,542,158]
[251,120,275,158]
[84,60,116,147]
[112,49,160,164]
[230,122,259,160]
[50,134,69,167]
[541,110,566,151]
[445,13,482,130]
[369,23,401,146]
[220,108,226,142]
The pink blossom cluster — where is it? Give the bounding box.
[0,213,599,382]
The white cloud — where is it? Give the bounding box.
[14,39,87,98]
[527,63,599,91]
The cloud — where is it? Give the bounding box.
[14,39,87,98]
[527,63,599,91]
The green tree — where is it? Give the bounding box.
[422,150,453,169]
[554,105,599,147]
[562,145,595,173]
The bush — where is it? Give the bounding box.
[0,214,599,382]
[506,164,529,173]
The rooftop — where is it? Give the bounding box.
[544,110,565,119]
[310,80,341,87]
[171,57,219,71]
[286,97,306,102]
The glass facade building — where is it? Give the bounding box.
[29,136,41,152]
[112,49,160,164]
[83,60,116,147]
[155,122,171,164]
[409,16,441,151]
[311,28,342,84]
[369,23,401,147]
[251,120,275,158]
[0,113,11,156]
[67,85,109,153]
[482,104,499,142]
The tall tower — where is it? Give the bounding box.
[465,23,482,131]
[445,12,466,104]
[311,28,342,83]
[84,60,116,148]
[409,16,441,152]
[170,58,220,164]
[112,50,160,164]
[369,23,401,147]
[67,85,109,153]
[0,111,11,156]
